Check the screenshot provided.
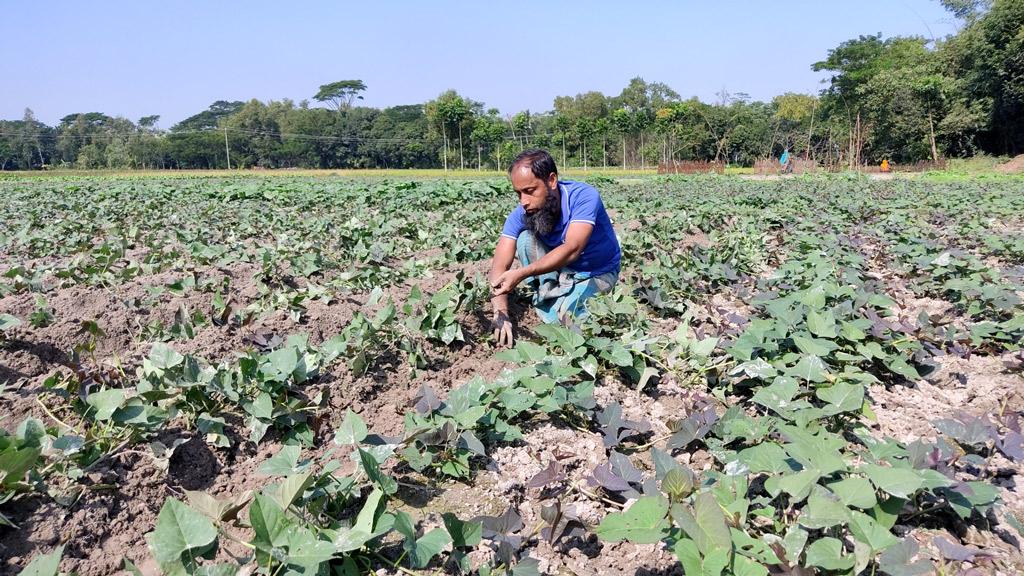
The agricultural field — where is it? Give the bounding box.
[1,173,1023,576]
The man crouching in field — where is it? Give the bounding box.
[489,149,622,347]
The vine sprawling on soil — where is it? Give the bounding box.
[1,173,1023,575]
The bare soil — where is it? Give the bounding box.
[2,246,1023,574]
[997,155,1024,174]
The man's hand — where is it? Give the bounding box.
[491,268,524,298]
[492,310,514,348]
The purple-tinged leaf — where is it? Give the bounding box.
[933,414,997,449]
[906,439,941,470]
[597,403,651,449]
[933,536,992,562]
[540,500,586,544]
[609,451,644,484]
[413,383,441,414]
[666,406,719,450]
[591,463,633,492]
[1001,412,1021,434]
[527,460,565,489]
[475,505,523,538]
[417,421,458,447]
[998,431,1024,462]
[458,431,486,456]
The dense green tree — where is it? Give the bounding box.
[314,80,367,112]
[5,7,1022,172]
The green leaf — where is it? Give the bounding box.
[806,310,838,338]
[257,445,304,476]
[443,512,482,548]
[0,445,41,485]
[333,409,367,445]
[691,337,719,357]
[826,476,877,509]
[817,382,865,415]
[249,494,291,566]
[857,341,886,360]
[799,285,827,309]
[798,489,850,529]
[804,537,855,571]
[358,448,398,495]
[848,510,898,552]
[266,346,299,380]
[879,537,933,576]
[675,492,733,555]
[732,553,769,576]
[0,314,22,331]
[662,467,696,500]
[608,343,633,367]
[284,527,335,570]
[751,377,798,414]
[886,357,920,381]
[779,426,846,475]
[863,464,924,499]
[673,538,729,576]
[272,472,314,509]
[732,358,777,379]
[123,558,144,576]
[17,546,63,576]
[777,469,821,503]
[86,388,125,421]
[790,355,829,383]
[792,333,837,357]
[595,496,670,544]
[334,488,385,553]
[145,498,218,574]
[149,342,184,370]
[354,487,385,535]
[511,558,542,576]
[781,526,809,565]
[394,511,452,568]
[737,442,793,474]
[730,528,780,564]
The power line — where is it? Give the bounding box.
[0,126,561,145]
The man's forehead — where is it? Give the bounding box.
[510,165,554,190]
[510,166,540,187]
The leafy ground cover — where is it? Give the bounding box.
[0,174,1022,575]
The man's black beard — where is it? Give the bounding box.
[524,189,561,236]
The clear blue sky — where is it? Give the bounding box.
[1,0,958,127]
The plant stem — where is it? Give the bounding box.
[371,552,426,576]
[82,438,134,472]
[35,396,77,432]
[630,433,674,451]
[575,482,625,509]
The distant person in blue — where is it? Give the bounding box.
[489,149,622,347]
[780,148,793,174]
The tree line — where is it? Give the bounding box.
[1,0,1020,171]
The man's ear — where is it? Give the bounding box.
[547,172,559,190]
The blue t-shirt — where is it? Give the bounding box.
[500,180,622,276]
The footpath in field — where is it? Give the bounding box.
[0,174,1022,576]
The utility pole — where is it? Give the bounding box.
[224,127,231,170]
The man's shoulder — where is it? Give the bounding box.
[560,179,601,200]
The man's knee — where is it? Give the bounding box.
[515,230,538,265]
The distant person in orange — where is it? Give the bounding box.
[880,159,890,173]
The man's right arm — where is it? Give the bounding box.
[489,236,517,314]
[489,236,517,347]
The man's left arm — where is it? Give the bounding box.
[491,222,592,296]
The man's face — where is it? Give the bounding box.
[510,165,558,214]
[510,165,560,236]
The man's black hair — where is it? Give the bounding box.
[509,149,558,181]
